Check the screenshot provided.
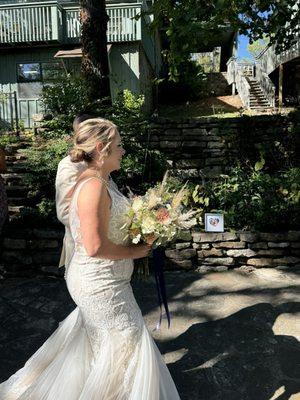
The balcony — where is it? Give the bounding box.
[0,1,142,47]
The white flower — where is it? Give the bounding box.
[141,216,156,234]
[132,197,144,212]
[132,234,141,244]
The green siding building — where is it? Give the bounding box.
[0,0,161,127]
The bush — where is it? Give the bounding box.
[23,137,72,198]
[18,82,167,226]
[157,59,208,104]
[39,79,168,192]
[41,74,90,120]
[11,198,58,227]
[187,164,300,232]
[0,133,21,148]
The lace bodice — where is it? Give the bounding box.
[69,177,132,256]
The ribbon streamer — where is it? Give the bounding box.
[152,246,171,330]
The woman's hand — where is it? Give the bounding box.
[129,243,152,260]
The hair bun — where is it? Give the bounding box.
[69,147,86,163]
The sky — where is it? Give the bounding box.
[237,34,254,61]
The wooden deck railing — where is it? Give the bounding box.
[256,35,300,76]
[0,1,143,45]
[64,4,142,42]
[0,2,63,43]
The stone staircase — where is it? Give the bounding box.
[246,77,272,110]
[1,140,33,219]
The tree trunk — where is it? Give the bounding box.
[79,0,111,103]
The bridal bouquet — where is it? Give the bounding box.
[121,172,198,329]
[121,171,198,248]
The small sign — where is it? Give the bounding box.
[205,213,224,232]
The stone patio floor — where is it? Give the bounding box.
[0,266,299,400]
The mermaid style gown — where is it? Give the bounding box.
[0,177,181,400]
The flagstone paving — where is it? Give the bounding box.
[0,266,299,400]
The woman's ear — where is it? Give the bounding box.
[95,141,104,153]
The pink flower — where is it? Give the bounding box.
[156,207,170,224]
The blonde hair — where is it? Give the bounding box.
[69,118,118,164]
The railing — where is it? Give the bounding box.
[236,72,251,109]
[255,63,275,107]
[0,1,143,45]
[256,35,300,76]
[226,57,254,108]
[0,2,63,43]
[0,91,19,130]
[64,4,142,42]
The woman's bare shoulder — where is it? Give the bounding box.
[77,177,111,209]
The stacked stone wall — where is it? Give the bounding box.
[1,228,299,278]
[165,230,300,272]
[146,114,298,179]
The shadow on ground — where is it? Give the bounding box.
[159,302,300,400]
[0,268,299,400]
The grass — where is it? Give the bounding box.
[157,96,296,120]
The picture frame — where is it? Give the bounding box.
[205,213,224,232]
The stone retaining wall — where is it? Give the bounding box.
[165,230,300,272]
[1,227,299,277]
[146,114,298,179]
[1,228,64,277]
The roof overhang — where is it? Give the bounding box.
[54,45,112,58]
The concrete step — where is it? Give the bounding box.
[250,100,269,105]
[250,106,273,110]
[5,185,30,196]
[8,205,25,215]
[5,154,27,162]
[6,163,28,173]
[8,197,34,206]
[250,95,267,99]
[1,173,24,183]
[250,98,267,102]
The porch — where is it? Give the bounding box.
[0,0,143,46]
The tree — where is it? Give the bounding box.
[146,0,300,81]
[247,35,270,58]
[79,0,111,102]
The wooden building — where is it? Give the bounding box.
[0,0,161,127]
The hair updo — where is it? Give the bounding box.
[69,118,118,164]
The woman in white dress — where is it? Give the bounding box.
[0,118,181,400]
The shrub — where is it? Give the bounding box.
[23,137,72,198]
[41,74,90,119]
[157,59,208,104]
[39,80,168,192]
[10,198,58,228]
[17,83,167,226]
[188,164,300,232]
[0,133,21,148]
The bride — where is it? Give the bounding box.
[0,118,181,400]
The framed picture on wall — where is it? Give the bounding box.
[205,213,224,232]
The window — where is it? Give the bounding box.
[41,62,64,81]
[17,62,64,83]
[17,63,41,83]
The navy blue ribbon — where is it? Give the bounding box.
[152,247,171,330]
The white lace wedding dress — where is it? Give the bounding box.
[0,177,181,400]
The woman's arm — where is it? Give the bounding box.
[77,178,150,260]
